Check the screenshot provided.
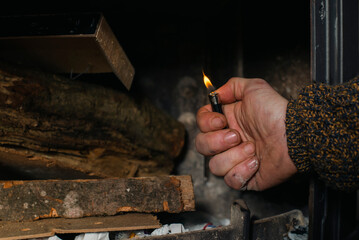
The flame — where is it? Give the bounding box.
[203,72,214,90]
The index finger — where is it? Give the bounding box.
[196,104,227,132]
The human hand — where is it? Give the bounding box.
[196,77,298,191]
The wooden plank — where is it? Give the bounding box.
[0,213,161,240]
[96,16,135,90]
[0,13,134,90]
[0,176,195,221]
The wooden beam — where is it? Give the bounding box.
[0,213,161,240]
[0,175,195,221]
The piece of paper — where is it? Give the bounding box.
[74,232,109,240]
[150,224,187,236]
[48,236,62,240]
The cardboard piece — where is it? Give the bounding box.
[0,213,160,240]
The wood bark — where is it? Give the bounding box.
[0,175,195,221]
[0,63,185,178]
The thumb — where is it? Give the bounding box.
[216,77,261,104]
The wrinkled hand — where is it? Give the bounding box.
[195,77,297,191]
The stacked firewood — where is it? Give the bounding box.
[0,63,185,179]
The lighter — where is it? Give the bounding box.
[208,91,223,114]
[203,72,224,114]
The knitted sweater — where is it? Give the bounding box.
[286,76,359,191]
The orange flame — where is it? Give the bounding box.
[203,72,214,90]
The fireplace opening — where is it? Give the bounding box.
[0,1,357,239]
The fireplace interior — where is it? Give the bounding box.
[0,0,358,239]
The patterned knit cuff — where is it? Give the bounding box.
[285,99,312,173]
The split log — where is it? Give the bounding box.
[0,175,195,221]
[0,63,185,179]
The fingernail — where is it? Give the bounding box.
[211,117,224,128]
[233,173,246,185]
[224,131,239,144]
[243,142,255,155]
[247,158,258,170]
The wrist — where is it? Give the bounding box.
[285,99,312,172]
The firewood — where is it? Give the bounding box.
[0,175,195,221]
[0,63,185,179]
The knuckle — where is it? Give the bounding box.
[194,134,206,154]
[253,78,268,86]
[196,116,206,131]
[226,145,248,165]
[195,133,219,156]
[196,108,208,128]
[228,77,241,83]
[208,157,220,175]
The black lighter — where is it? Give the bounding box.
[208,91,223,114]
[203,72,224,114]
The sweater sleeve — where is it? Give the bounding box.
[285,76,359,191]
